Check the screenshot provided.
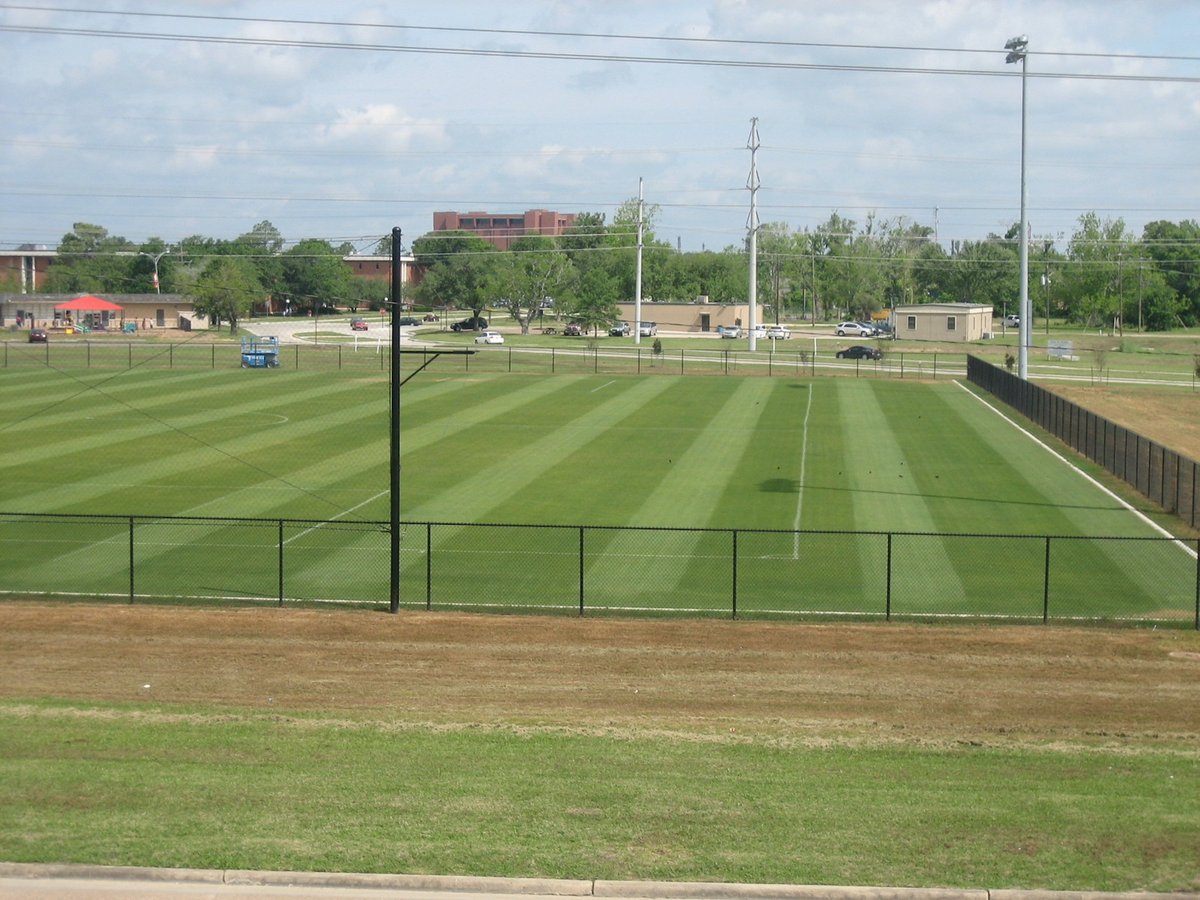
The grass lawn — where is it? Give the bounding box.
[0,367,1193,620]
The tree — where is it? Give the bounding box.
[942,238,1015,309]
[237,220,284,255]
[1060,213,1132,330]
[411,231,497,315]
[280,239,356,314]
[188,257,261,333]
[1141,219,1200,326]
[43,222,136,294]
[485,236,578,334]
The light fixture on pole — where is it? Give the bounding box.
[1005,34,1030,380]
[139,248,170,295]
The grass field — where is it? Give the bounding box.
[2,360,1199,892]
[0,365,1195,620]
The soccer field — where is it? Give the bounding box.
[0,367,1193,620]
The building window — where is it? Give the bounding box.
[906,316,916,330]
[947,317,957,331]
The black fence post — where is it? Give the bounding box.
[277,519,285,607]
[731,529,738,619]
[885,532,893,620]
[426,523,432,611]
[128,516,135,603]
[1043,536,1052,623]
[578,526,586,616]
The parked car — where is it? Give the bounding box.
[836,345,883,360]
[750,325,767,339]
[836,322,874,337]
[1003,314,1020,327]
[350,317,368,331]
[450,316,488,332]
[564,322,585,336]
[766,325,791,339]
[717,325,741,339]
[609,321,631,336]
[638,321,658,337]
[396,316,420,326]
[28,328,48,343]
[474,331,504,345]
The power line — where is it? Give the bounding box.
[5,4,1200,65]
[3,20,1200,84]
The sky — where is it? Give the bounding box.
[2,1,1199,257]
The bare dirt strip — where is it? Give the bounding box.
[2,604,1197,753]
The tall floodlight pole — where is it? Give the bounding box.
[746,118,760,352]
[1005,35,1030,379]
[139,248,170,295]
[389,227,403,613]
[634,177,644,346]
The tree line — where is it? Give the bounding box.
[12,206,1200,333]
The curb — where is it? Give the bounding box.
[0,864,1197,900]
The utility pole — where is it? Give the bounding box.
[634,177,644,346]
[746,118,760,352]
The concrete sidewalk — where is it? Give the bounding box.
[2,863,1194,900]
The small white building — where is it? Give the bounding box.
[893,303,993,342]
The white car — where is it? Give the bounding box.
[750,325,767,339]
[1003,314,1020,327]
[638,321,658,336]
[717,325,742,339]
[836,322,874,337]
[474,331,504,345]
[766,326,791,339]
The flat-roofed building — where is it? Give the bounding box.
[433,209,577,250]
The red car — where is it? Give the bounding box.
[28,328,48,343]
[350,318,368,331]
[564,323,584,336]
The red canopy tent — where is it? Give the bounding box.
[54,295,123,312]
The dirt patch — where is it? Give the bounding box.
[1051,385,1200,461]
[2,604,1197,752]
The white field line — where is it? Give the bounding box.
[792,383,814,559]
[283,490,389,546]
[955,381,1197,560]
[591,380,617,393]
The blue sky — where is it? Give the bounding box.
[2,1,1198,255]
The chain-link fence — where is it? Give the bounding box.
[967,355,1199,529]
[2,513,1195,626]
[2,338,961,380]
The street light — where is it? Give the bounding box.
[1005,34,1030,379]
[138,248,170,295]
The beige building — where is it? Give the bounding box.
[0,293,198,331]
[893,303,993,342]
[614,301,750,334]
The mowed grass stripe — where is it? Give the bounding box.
[404,377,677,522]
[1,374,395,515]
[589,379,775,606]
[0,371,379,486]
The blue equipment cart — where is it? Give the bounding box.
[240,335,280,368]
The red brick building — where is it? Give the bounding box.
[432,209,577,250]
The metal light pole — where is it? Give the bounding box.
[389,227,403,613]
[1005,34,1030,380]
[139,248,170,295]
